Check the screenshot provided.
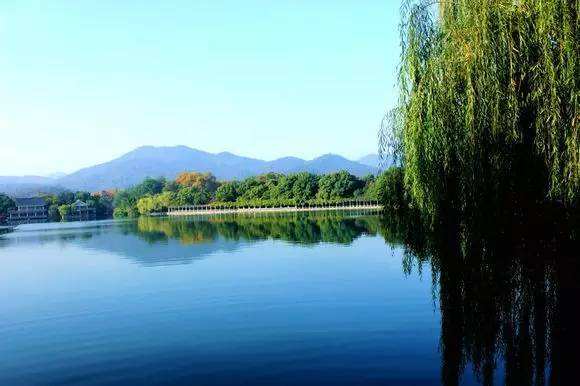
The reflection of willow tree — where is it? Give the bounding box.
[123,212,381,246]
[380,207,579,386]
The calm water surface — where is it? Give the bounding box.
[0,213,576,385]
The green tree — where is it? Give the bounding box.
[113,190,138,217]
[58,204,71,221]
[238,175,272,201]
[92,193,114,218]
[136,191,177,214]
[112,178,165,217]
[40,194,58,207]
[372,167,406,210]
[176,186,211,205]
[215,181,240,202]
[133,177,165,197]
[385,0,579,218]
[0,194,15,223]
[74,191,91,202]
[48,205,61,222]
[317,171,362,200]
[273,174,298,200]
[155,191,176,211]
[291,172,319,202]
[358,174,376,198]
[113,207,130,218]
[163,180,180,192]
[57,191,75,205]
[136,196,155,215]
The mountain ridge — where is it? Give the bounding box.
[2,146,378,194]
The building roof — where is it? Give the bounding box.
[71,200,88,207]
[13,197,47,206]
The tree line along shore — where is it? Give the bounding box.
[0,168,403,224]
[115,169,402,217]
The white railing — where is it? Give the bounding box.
[168,200,382,214]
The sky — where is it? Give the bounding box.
[0,1,401,176]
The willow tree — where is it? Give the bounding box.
[384,0,578,219]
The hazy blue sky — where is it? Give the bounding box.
[0,1,401,176]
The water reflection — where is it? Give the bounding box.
[379,208,579,386]
[129,212,380,245]
[0,212,382,266]
[1,210,577,385]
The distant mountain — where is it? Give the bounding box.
[266,154,375,176]
[358,153,395,169]
[358,154,380,168]
[56,146,234,191]
[264,157,306,174]
[0,176,55,185]
[0,182,65,197]
[297,154,375,176]
[2,146,378,193]
[0,176,66,197]
[46,172,67,179]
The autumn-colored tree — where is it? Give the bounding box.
[175,172,218,193]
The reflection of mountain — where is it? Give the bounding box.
[380,207,580,386]
[0,221,244,266]
[81,229,243,267]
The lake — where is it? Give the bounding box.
[0,212,577,385]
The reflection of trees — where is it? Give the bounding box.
[380,206,579,386]
[125,212,381,246]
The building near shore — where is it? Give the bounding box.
[64,200,96,222]
[8,197,49,225]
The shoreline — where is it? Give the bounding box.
[0,226,15,235]
[167,205,383,216]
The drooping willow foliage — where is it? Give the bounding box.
[383,0,579,219]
